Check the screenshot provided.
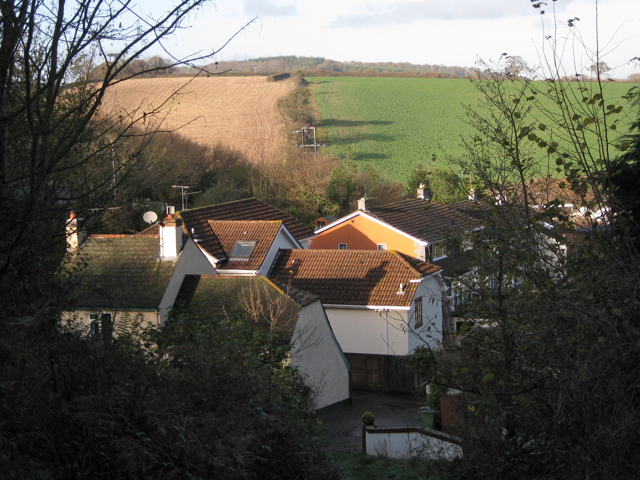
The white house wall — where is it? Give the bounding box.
[159,238,218,323]
[290,299,350,410]
[325,307,410,356]
[258,228,301,276]
[408,275,446,354]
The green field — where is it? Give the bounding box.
[308,76,634,183]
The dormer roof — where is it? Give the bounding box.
[179,198,314,243]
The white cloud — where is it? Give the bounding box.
[329,1,551,27]
[243,0,298,17]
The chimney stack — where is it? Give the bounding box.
[159,206,182,258]
[357,197,371,212]
[468,188,477,201]
[417,183,431,201]
[66,212,84,253]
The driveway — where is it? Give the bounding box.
[317,391,426,453]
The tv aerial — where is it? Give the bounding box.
[142,211,158,224]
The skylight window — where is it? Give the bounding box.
[230,240,257,260]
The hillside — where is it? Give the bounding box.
[101,76,292,164]
[309,76,634,183]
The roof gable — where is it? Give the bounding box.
[68,235,177,310]
[208,220,282,271]
[268,249,441,307]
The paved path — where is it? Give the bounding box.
[317,391,426,453]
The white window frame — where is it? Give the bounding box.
[89,312,113,340]
[338,243,348,250]
[229,240,257,260]
[376,243,387,251]
[431,241,447,260]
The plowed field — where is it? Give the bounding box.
[102,77,292,163]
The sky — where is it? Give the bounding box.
[145,0,640,79]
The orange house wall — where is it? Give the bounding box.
[310,214,419,257]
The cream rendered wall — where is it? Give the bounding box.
[62,309,159,333]
[290,299,350,409]
[258,227,301,276]
[325,307,410,356]
[408,274,447,354]
[159,237,218,323]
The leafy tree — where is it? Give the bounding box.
[0,0,254,319]
[414,8,640,480]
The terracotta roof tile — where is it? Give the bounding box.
[268,249,441,307]
[67,235,176,310]
[207,220,282,270]
[179,198,314,243]
[137,224,159,235]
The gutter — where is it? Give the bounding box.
[323,304,410,311]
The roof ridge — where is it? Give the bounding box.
[178,197,259,215]
[208,219,283,225]
[370,197,445,211]
[394,250,442,277]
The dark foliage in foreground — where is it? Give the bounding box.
[0,315,339,479]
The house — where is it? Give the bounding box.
[63,208,201,333]
[64,233,181,336]
[174,275,351,410]
[312,215,337,230]
[309,195,480,279]
[268,248,448,392]
[64,209,351,410]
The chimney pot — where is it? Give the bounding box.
[417,184,431,200]
[357,197,371,212]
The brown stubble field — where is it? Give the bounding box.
[101,76,292,164]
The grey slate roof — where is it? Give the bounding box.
[368,198,481,244]
[174,275,319,339]
[68,235,177,310]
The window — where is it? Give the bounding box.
[414,297,423,328]
[431,241,447,260]
[377,244,387,251]
[338,243,347,250]
[89,313,113,341]
[229,240,257,260]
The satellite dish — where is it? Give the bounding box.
[143,211,158,224]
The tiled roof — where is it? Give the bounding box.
[268,249,441,307]
[175,275,310,338]
[67,235,176,310]
[137,224,159,235]
[207,220,282,270]
[368,198,480,244]
[179,198,314,243]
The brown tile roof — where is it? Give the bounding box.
[67,235,176,310]
[137,224,159,235]
[208,220,282,270]
[368,198,480,244]
[268,249,441,307]
[179,198,314,243]
[174,275,314,339]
